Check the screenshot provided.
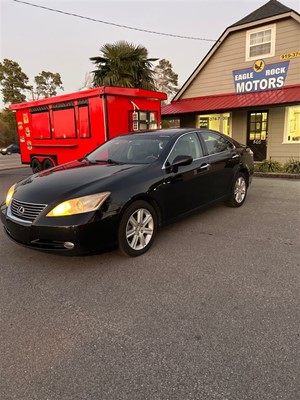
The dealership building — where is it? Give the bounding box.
[162,0,300,161]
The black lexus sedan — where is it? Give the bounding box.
[1,128,254,257]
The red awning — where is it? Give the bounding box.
[162,85,300,115]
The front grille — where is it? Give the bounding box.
[11,199,47,222]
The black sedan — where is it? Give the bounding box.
[1,129,254,257]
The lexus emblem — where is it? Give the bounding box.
[17,206,25,216]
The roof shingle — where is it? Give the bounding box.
[231,0,295,27]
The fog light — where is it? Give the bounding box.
[64,242,75,249]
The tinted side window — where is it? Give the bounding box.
[201,131,233,155]
[167,133,203,164]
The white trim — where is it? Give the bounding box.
[284,106,289,143]
[245,24,276,62]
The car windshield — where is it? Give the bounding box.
[86,135,171,164]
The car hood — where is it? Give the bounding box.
[13,160,146,204]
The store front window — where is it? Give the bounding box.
[285,105,300,143]
[197,113,231,136]
[129,110,158,131]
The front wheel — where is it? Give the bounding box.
[226,172,247,207]
[118,200,157,257]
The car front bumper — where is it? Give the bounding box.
[1,204,119,255]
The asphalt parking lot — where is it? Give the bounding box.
[0,171,299,400]
[0,153,22,170]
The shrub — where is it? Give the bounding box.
[283,159,300,174]
[0,109,17,146]
[0,119,11,147]
[254,159,283,173]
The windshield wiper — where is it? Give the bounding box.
[94,159,122,165]
[80,156,99,164]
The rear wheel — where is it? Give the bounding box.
[31,158,42,173]
[118,200,157,257]
[42,158,55,170]
[226,172,247,207]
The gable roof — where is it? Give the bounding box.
[173,0,299,102]
[231,0,295,27]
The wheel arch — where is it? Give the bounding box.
[238,167,250,186]
[119,194,163,228]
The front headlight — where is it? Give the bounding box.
[46,192,110,217]
[5,184,16,206]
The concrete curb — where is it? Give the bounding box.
[254,172,300,179]
[0,165,30,172]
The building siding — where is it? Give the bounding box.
[232,111,248,144]
[181,18,300,99]
[268,108,300,162]
[276,18,300,85]
[165,7,300,162]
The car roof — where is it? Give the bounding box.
[115,129,240,147]
[127,128,197,139]
[134,128,241,144]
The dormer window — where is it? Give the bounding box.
[246,24,276,61]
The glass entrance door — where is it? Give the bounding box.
[247,111,268,161]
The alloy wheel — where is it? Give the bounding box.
[126,208,154,251]
[234,176,246,203]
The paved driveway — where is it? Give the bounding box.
[0,175,299,400]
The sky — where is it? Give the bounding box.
[0,0,299,108]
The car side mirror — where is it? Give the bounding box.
[167,155,193,173]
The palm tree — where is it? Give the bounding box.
[90,41,158,90]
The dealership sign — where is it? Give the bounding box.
[233,60,290,94]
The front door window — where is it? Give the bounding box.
[247,111,268,161]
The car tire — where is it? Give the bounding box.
[42,158,55,170]
[118,200,157,257]
[31,158,42,173]
[226,172,247,207]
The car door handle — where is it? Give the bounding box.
[199,163,210,170]
[231,154,240,159]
